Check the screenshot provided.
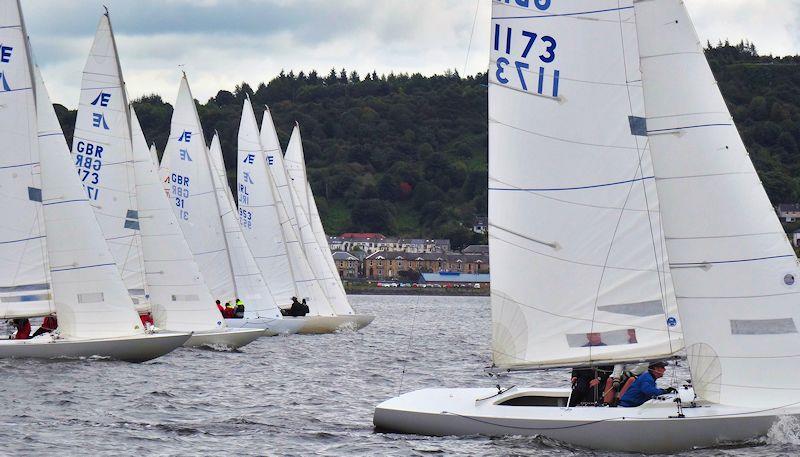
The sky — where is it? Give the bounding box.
[19,0,800,108]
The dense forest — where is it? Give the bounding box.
[55,41,800,246]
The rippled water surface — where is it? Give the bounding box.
[1,295,799,456]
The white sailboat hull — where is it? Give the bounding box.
[0,332,191,363]
[374,387,798,453]
[183,328,264,349]
[224,317,304,336]
[295,314,374,334]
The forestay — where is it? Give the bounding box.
[236,100,333,315]
[35,65,143,338]
[0,1,51,318]
[131,106,223,332]
[207,125,282,320]
[71,13,147,308]
[489,0,681,370]
[164,75,236,301]
[635,0,800,408]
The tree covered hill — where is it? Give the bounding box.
[54,42,800,247]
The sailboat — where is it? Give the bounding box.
[71,12,262,349]
[259,113,374,331]
[0,0,190,361]
[375,0,800,452]
[284,125,374,323]
[206,130,303,336]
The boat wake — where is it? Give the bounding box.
[767,416,800,445]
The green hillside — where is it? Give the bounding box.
[55,42,800,246]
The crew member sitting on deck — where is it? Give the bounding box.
[569,365,613,406]
[31,315,58,338]
[300,298,309,315]
[10,318,31,340]
[234,298,245,318]
[618,361,677,407]
[216,300,224,313]
[288,296,308,317]
[222,301,236,318]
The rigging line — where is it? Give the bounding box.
[489,57,638,88]
[628,2,680,352]
[490,117,640,151]
[671,254,795,266]
[493,6,633,21]
[490,175,654,192]
[397,293,422,397]
[646,123,731,133]
[620,1,675,355]
[587,167,640,359]
[666,231,783,241]
[491,231,663,274]
[462,0,481,77]
[489,175,658,213]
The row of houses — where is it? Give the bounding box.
[328,233,451,255]
[332,245,490,280]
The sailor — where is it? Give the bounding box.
[222,301,236,318]
[603,362,648,405]
[583,332,606,347]
[618,361,677,407]
[300,298,310,315]
[11,318,31,340]
[234,298,245,318]
[288,297,308,317]
[216,300,225,313]
[31,315,58,338]
[569,365,613,406]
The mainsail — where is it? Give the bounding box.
[131,106,223,332]
[71,13,147,308]
[0,1,51,318]
[163,75,237,301]
[489,0,681,370]
[635,0,800,408]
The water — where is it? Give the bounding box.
[0,295,798,456]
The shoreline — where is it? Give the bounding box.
[344,286,489,297]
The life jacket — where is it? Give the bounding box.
[41,316,58,331]
[139,314,154,327]
[14,320,31,339]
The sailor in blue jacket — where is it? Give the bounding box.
[619,361,677,407]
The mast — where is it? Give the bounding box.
[106,8,149,304]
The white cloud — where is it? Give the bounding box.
[19,0,800,108]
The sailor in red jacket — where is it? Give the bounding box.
[12,318,31,339]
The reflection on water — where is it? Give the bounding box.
[0,295,797,455]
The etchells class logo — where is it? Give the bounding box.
[0,43,13,92]
[667,317,678,327]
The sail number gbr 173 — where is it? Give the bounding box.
[492,0,559,98]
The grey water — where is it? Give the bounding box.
[1,295,798,456]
